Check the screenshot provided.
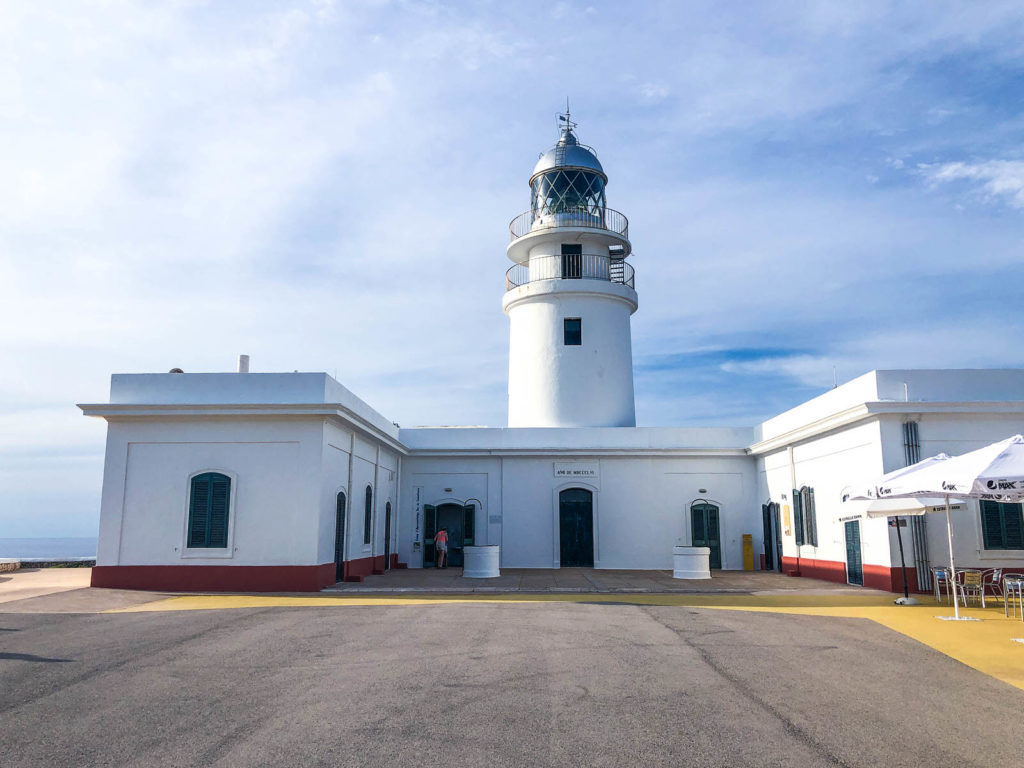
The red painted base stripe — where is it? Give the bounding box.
[342,555,376,581]
[780,556,923,593]
[91,563,337,593]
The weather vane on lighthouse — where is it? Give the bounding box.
[558,98,577,134]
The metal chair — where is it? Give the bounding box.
[1004,573,1024,618]
[957,569,985,608]
[982,568,1004,603]
[931,566,952,604]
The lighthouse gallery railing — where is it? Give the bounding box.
[508,207,629,241]
[506,254,635,291]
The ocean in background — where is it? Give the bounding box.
[0,537,98,560]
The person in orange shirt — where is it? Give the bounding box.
[434,527,449,569]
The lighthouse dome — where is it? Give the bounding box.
[528,121,608,224]
[531,128,606,182]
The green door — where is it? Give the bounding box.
[559,489,594,567]
[845,520,863,586]
[691,503,722,569]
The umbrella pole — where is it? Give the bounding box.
[945,494,959,619]
[894,516,910,599]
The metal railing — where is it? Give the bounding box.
[509,207,629,241]
[506,253,635,291]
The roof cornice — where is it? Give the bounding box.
[77,403,408,455]
[748,400,1024,455]
[406,447,749,458]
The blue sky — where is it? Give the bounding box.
[2,1,1024,537]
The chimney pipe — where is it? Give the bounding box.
[237,354,250,373]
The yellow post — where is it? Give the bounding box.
[742,534,754,571]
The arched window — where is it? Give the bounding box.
[364,485,373,546]
[188,472,231,548]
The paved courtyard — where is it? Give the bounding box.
[324,567,871,593]
[2,570,1024,767]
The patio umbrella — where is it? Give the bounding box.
[839,493,967,605]
[843,454,952,501]
[875,434,1024,503]
[850,435,1024,619]
[844,453,974,617]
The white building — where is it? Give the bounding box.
[80,115,1024,592]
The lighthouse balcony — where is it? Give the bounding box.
[509,207,629,241]
[505,253,635,291]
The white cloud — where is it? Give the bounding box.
[919,160,1024,208]
[638,82,670,102]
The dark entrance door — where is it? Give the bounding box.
[762,502,782,572]
[691,502,722,569]
[383,501,392,570]
[761,503,774,570]
[845,520,864,586]
[559,488,594,567]
[334,492,346,583]
[424,504,475,567]
[437,504,465,567]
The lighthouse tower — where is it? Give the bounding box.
[504,111,638,428]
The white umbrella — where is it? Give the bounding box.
[875,434,1024,502]
[844,453,973,617]
[850,435,1024,619]
[846,498,968,518]
[839,494,967,606]
[843,453,951,501]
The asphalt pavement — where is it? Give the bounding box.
[2,599,1023,767]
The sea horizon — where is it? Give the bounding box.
[0,537,98,560]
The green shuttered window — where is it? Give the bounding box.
[801,486,818,547]
[981,501,1024,550]
[792,488,804,546]
[793,486,818,547]
[187,472,231,548]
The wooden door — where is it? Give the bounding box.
[691,503,722,569]
[845,520,863,586]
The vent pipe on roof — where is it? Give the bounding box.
[238,354,250,373]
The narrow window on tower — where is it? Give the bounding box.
[564,318,582,346]
[561,243,582,279]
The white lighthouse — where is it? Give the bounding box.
[504,110,638,428]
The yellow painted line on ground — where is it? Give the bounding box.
[107,592,894,613]
[108,592,1024,692]
[108,595,541,611]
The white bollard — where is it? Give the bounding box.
[673,545,712,579]
[463,545,500,578]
